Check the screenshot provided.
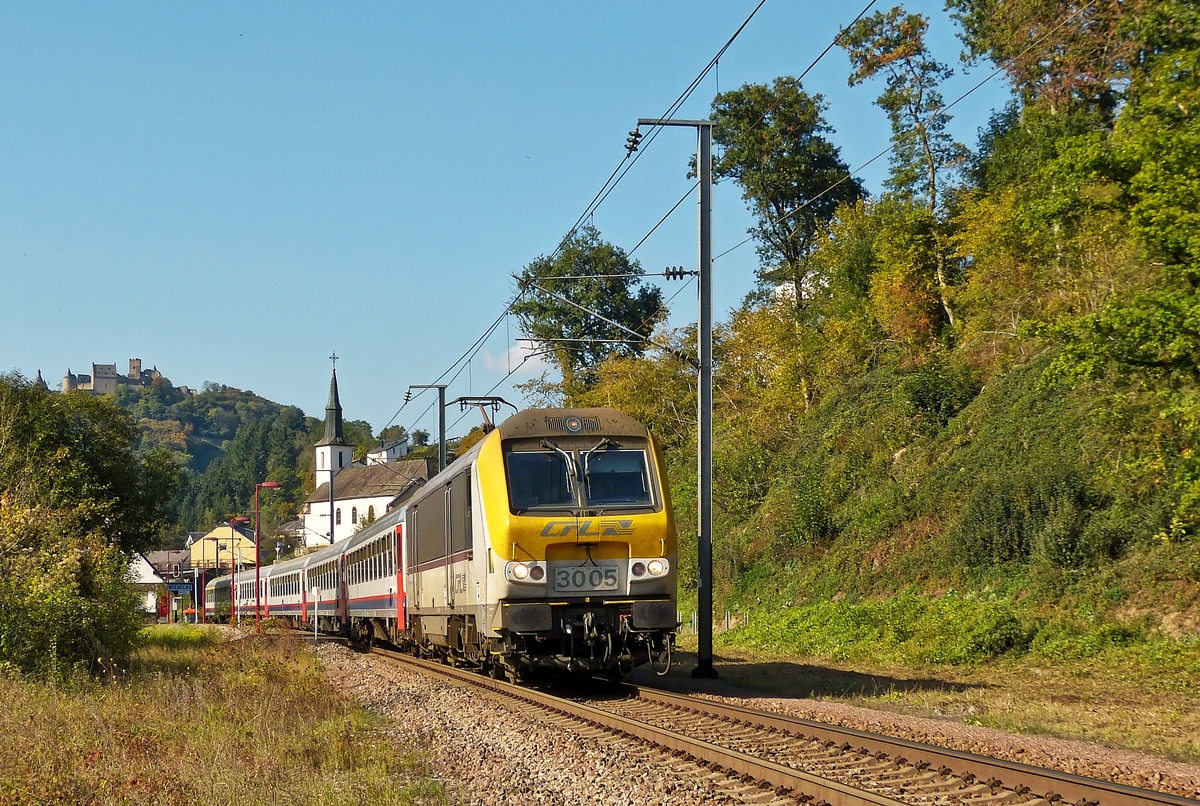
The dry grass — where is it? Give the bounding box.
[659,636,1200,763]
[0,626,444,806]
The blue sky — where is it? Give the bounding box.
[1,2,1012,440]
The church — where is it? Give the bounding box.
[300,370,430,547]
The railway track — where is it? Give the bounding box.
[368,646,1199,806]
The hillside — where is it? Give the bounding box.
[530,0,1200,672]
[113,380,390,543]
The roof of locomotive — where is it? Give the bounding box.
[494,407,651,441]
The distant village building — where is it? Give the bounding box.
[127,552,165,616]
[366,438,409,465]
[188,523,260,572]
[145,549,191,582]
[300,370,430,547]
[62,358,165,394]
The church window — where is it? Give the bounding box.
[351,507,358,524]
[319,453,324,469]
[339,452,344,468]
[335,508,342,525]
[367,505,375,521]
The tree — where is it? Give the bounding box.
[947,0,1132,115]
[0,375,183,554]
[1047,27,1200,385]
[842,7,968,214]
[379,424,407,444]
[512,224,664,397]
[706,78,865,307]
[0,373,185,676]
[842,7,969,327]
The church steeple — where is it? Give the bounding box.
[314,366,352,492]
[316,369,347,446]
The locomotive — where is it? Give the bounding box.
[207,407,678,681]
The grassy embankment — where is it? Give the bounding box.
[0,626,443,806]
[664,357,1200,762]
[665,592,1200,763]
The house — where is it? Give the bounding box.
[127,552,165,616]
[366,438,409,465]
[144,549,191,581]
[299,369,430,547]
[188,523,259,573]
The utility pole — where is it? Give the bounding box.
[637,117,717,679]
[408,384,448,473]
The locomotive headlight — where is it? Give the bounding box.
[505,562,546,584]
[631,562,646,578]
[647,559,667,576]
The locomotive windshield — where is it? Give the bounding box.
[506,446,654,512]
[506,451,574,511]
[583,449,652,507]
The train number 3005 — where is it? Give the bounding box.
[554,565,618,592]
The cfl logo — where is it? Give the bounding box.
[540,519,634,538]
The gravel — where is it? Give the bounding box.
[316,644,1200,803]
[316,644,784,806]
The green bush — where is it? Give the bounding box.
[903,353,982,428]
[0,500,146,680]
[725,592,1027,665]
[1029,617,1146,661]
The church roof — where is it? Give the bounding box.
[305,460,429,505]
[315,369,348,447]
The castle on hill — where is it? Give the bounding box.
[61,358,194,396]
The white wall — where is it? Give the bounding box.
[303,494,394,546]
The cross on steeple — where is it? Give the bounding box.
[329,351,339,370]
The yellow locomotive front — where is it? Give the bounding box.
[477,408,677,680]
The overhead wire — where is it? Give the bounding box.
[711,0,1097,264]
[547,0,770,263]
[382,0,789,442]
[377,294,522,435]
[395,0,1065,447]
[612,0,879,272]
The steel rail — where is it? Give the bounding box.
[627,685,1199,806]
[370,647,907,806]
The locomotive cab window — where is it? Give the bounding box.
[583,449,653,507]
[506,451,575,512]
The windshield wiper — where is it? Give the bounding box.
[581,438,614,484]
[540,439,578,493]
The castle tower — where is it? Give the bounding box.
[314,369,352,491]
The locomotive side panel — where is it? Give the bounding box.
[404,464,487,658]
